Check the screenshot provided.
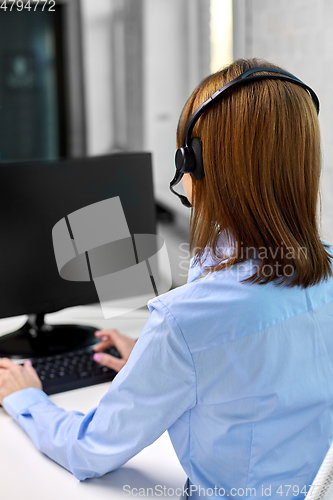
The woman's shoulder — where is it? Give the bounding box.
[148,250,333,350]
[146,266,267,349]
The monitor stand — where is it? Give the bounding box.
[0,313,98,359]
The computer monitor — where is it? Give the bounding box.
[0,153,156,359]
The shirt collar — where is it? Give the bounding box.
[187,231,235,283]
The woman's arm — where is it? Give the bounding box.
[1,299,196,480]
[0,329,136,404]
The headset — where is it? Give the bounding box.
[169,67,320,208]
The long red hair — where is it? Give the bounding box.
[177,58,332,287]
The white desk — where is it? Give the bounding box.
[0,305,187,500]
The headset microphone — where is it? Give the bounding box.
[170,67,320,208]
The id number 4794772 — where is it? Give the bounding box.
[0,1,56,12]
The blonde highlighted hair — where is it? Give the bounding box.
[177,58,332,287]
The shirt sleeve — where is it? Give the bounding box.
[2,298,197,481]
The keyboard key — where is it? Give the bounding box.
[30,344,121,395]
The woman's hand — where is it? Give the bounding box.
[93,329,137,372]
[0,358,42,406]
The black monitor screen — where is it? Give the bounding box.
[0,153,156,320]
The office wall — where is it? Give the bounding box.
[81,0,115,156]
[143,0,210,215]
[233,0,333,242]
[80,0,210,219]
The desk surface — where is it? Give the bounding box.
[0,305,187,500]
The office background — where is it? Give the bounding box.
[0,0,332,288]
[1,2,333,498]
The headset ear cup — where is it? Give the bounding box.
[190,137,205,180]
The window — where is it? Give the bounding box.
[210,0,233,73]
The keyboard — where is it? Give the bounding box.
[30,345,122,395]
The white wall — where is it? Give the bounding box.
[142,0,210,216]
[80,0,210,219]
[81,0,115,156]
[233,0,333,242]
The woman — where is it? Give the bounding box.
[1,58,333,498]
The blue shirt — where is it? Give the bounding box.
[3,242,333,499]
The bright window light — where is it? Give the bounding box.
[210,0,233,73]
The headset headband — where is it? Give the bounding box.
[170,67,320,208]
[182,67,319,147]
